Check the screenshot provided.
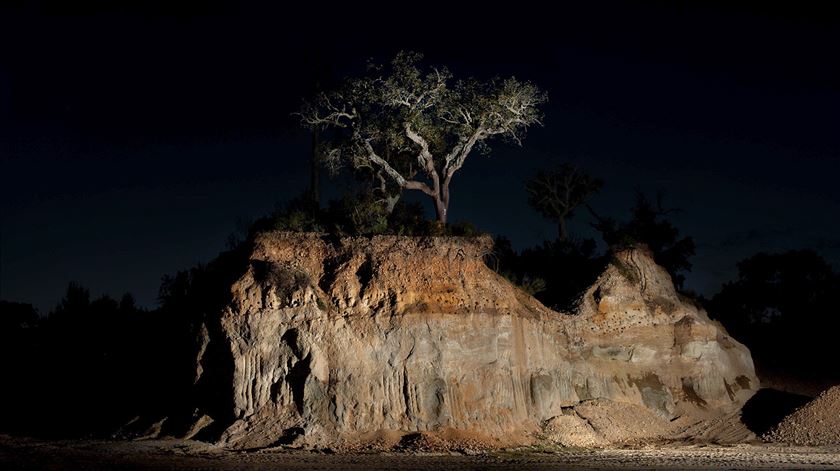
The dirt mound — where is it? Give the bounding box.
[392,430,498,453]
[542,399,678,447]
[543,413,609,448]
[764,385,840,446]
[574,399,674,444]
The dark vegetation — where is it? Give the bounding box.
[494,187,696,310]
[0,245,252,439]
[1,290,156,437]
[708,250,840,387]
[588,192,695,289]
[243,191,482,240]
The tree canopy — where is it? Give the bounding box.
[298,51,547,223]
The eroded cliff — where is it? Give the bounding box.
[189,233,757,449]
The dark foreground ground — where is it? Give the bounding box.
[1,436,839,471]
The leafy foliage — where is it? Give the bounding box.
[298,51,547,222]
[247,191,485,238]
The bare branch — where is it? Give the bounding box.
[360,138,406,187]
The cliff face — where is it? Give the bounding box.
[193,233,757,449]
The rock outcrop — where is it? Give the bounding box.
[190,233,757,449]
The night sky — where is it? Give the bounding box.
[2,2,839,312]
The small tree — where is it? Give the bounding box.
[526,163,603,241]
[297,51,547,224]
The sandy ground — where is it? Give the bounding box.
[1,435,839,470]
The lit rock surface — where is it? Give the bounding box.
[192,233,757,448]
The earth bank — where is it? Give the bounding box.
[160,233,759,449]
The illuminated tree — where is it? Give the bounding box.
[297,51,547,223]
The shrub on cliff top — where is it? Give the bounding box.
[246,191,485,238]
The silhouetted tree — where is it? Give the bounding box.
[526,163,603,241]
[0,283,159,438]
[0,300,39,331]
[0,301,41,435]
[297,51,547,223]
[50,282,91,322]
[590,191,695,288]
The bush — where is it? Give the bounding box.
[246,191,485,238]
[324,192,389,236]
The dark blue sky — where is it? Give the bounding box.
[2,2,839,312]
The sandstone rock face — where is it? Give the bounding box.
[195,233,757,448]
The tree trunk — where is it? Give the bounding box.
[433,197,448,224]
[379,148,400,215]
[558,218,567,241]
[434,183,450,224]
[384,193,400,214]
